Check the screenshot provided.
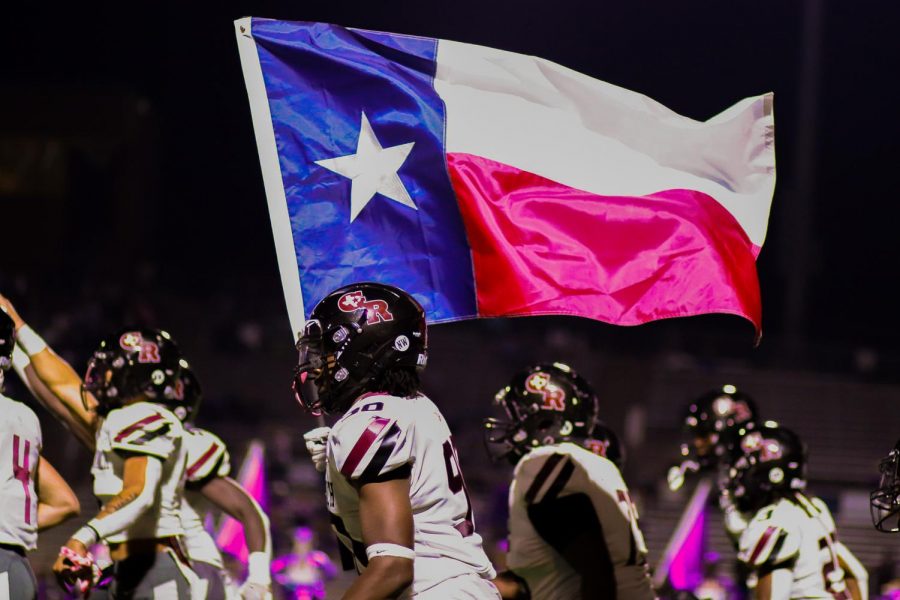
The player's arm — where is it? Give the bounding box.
[199,476,272,590]
[36,455,81,530]
[739,518,800,600]
[755,569,794,600]
[492,570,530,600]
[12,347,96,449]
[54,454,161,568]
[342,477,414,600]
[835,542,868,600]
[1,294,99,439]
[527,493,616,599]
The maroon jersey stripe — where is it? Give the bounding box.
[341,417,391,477]
[187,443,221,478]
[525,454,565,504]
[114,414,163,442]
[748,526,778,564]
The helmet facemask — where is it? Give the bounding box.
[871,444,900,533]
[294,319,328,415]
[484,386,534,464]
[83,351,123,417]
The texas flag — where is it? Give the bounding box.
[234,18,775,338]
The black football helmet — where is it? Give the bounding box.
[871,438,900,533]
[82,328,184,416]
[167,365,202,423]
[0,310,13,369]
[680,385,758,468]
[293,282,427,415]
[484,362,600,463]
[582,421,626,469]
[726,423,806,513]
[0,311,13,389]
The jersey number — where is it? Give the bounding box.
[442,438,474,536]
[12,435,33,525]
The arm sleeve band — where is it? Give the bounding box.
[10,346,37,396]
[365,543,415,561]
[88,457,162,540]
[247,551,272,585]
[16,325,48,356]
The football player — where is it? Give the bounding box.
[0,295,272,599]
[484,362,655,600]
[727,423,868,600]
[0,295,194,597]
[667,385,760,541]
[1,310,81,599]
[296,282,499,599]
[870,438,899,533]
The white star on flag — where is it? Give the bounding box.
[315,112,416,222]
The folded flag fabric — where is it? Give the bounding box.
[234,18,776,339]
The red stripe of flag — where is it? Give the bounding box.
[114,414,163,442]
[341,418,391,477]
[448,153,762,333]
[748,526,778,564]
[187,443,221,478]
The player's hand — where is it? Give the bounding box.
[667,461,700,491]
[238,581,271,600]
[54,541,97,597]
[0,293,25,329]
[492,570,531,600]
[304,426,331,472]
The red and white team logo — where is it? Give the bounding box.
[119,332,161,363]
[337,291,393,325]
[713,396,753,423]
[525,372,566,411]
[584,438,611,458]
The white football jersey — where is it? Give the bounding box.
[326,393,496,597]
[507,442,655,600]
[0,393,42,551]
[92,401,187,543]
[739,493,851,599]
[181,426,231,568]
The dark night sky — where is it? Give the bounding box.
[4,1,900,359]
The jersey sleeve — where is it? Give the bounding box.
[104,403,180,460]
[329,409,412,484]
[738,506,801,575]
[185,428,231,484]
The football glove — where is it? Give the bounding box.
[304,426,331,473]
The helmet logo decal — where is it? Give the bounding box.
[585,438,611,457]
[151,370,165,385]
[525,372,566,411]
[740,432,783,462]
[338,291,394,324]
[119,332,161,364]
[393,335,410,351]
